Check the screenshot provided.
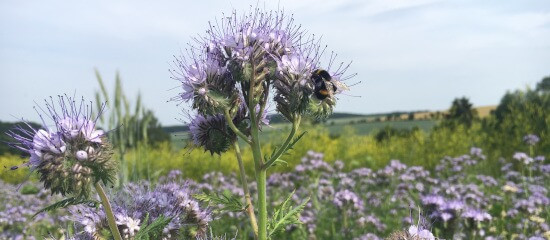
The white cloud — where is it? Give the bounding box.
[1,0,549,125]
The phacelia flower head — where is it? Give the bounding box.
[189,113,233,155]
[513,152,534,165]
[172,7,354,128]
[70,180,211,239]
[408,225,436,240]
[523,134,540,146]
[188,101,269,155]
[333,189,364,211]
[6,95,116,198]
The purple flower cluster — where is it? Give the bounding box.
[70,180,211,239]
[6,96,116,197]
[333,189,364,211]
[523,134,540,146]
[0,181,70,239]
[172,8,352,153]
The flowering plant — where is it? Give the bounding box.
[6,95,125,239]
[172,7,352,239]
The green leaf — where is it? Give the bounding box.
[193,191,245,213]
[267,131,307,168]
[135,214,172,240]
[33,197,99,218]
[267,190,309,237]
[273,159,289,167]
[284,131,307,154]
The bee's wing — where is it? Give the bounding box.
[332,80,349,93]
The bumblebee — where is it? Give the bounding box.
[311,69,337,100]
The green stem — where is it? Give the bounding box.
[263,117,300,169]
[252,124,268,239]
[234,142,259,238]
[94,182,123,240]
[224,108,252,145]
[529,145,534,181]
[248,102,267,240]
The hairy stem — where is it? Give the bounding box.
[224,108,252,145]
[234,141,259,238]
[249,49,267,240]
[263,117,301,169]
[94,182,123,240]
[250,111,267,240]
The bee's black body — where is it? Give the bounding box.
[311,69,337,100]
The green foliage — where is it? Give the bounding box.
[20,184,40,195]
[374,125,420,142]
[135,214,173,240]
[481,85,549,159]
[442,97,478,128]
[194,191,246,213]
[267,190,309,238]
[94,69,170,184]
[33,197,99,218]
[0,154,32,183]
[265,131,307,169]
[536,75,550,92]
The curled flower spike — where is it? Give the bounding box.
[189,113,233,155]
[6,95,116,198]
[188,102,270,155]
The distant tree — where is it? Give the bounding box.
[483,84,549,158]
[494,91,515,122]
[536,76,550,92]
[408,112,415,121]
[374,126,416,142]
[445,97,478,127]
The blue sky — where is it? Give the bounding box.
[1,0,549,125]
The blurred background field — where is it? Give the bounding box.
[2,75,548,184]
[0,75,548,239]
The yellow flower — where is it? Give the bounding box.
[502,184,518,193]
[529,215,545,224]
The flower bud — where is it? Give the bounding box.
[76,150,88,161]
[86,146,95,156]
[72,164,83,173]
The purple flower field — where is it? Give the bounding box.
[1,141,548,239]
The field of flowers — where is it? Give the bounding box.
[1,137,548,239]
[0,5,549,240]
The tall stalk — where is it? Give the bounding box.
[172,8,353,240]
[233,142,259,237]
[94,182,123,240]
[248,55,268,239]
[251,122,267,239]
